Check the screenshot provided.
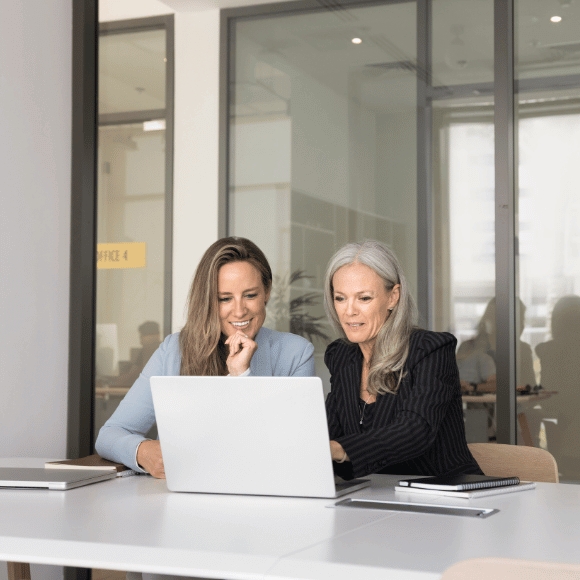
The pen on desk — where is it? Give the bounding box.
[117,469,138,478]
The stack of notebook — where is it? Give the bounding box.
[395,474,536,499]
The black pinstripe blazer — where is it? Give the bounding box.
[325,329,482,479]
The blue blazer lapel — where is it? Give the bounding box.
[250,327,274,376]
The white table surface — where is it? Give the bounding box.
[1,458,579,580]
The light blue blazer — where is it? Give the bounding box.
[95,326,315,471]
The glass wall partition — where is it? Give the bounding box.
[227,0,497,445]
[226,0,580,466]
[229,3,419,389]
[94,18,174,442]
[66,0,580,484]
[516,0,580,480]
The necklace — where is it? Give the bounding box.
[359,393,373,425]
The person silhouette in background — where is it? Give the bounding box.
[536,295,580,479]
[112,321,161,387]
[456,297,536,392]
[456,297,536,442]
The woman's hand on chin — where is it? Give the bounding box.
[225,330,259,376]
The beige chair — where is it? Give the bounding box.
[7,562,30,580]
[442,557,580,579]
[468,442,559,483]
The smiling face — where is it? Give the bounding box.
[332,262,400,355]
[218,261,270,340]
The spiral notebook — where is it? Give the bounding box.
[397,474,520,491]
[395,481,536,499]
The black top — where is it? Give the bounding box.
[358,398,375,430]
[325,329,483,479]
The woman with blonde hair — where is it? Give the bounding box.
[96,237,315,478]
[323,240,481,479]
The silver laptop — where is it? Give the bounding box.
[150,376,369,498]
[0,468,116,490]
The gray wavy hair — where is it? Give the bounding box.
[323,240,418,395]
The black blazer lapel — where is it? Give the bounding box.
[336,352,363,434]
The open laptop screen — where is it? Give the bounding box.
[151,376,367,498]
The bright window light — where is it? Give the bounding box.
[351,37,362,44]
[551,15,562,22]
[143,119,166,132]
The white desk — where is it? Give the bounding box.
[1,459,580,580]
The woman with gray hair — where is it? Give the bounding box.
[324,240,481,479]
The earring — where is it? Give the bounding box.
[388,308,394,311]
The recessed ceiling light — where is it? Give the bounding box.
[351,38,362,44]
[551,15,562,22]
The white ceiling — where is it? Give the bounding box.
[159,0,295,11]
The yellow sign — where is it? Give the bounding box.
[97,243,146,269]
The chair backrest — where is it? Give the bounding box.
[468,443,559,483]
[442,557,580,580]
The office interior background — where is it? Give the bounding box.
[2,0,580,578]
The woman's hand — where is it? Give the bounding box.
[330,440,349,463]
[137,440,165,479]
[224,330,258,376]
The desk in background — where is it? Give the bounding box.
[461,392,555,404]
[1,458,579,580]
[462,392,557,446]
[95,385,131,400]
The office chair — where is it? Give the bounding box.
[7,562,30,580]
[468,442,559,483]
[442,557,580,579]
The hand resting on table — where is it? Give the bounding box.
[137,440,165,479]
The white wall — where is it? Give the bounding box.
[0,0,71,469]
[0,1,72,579]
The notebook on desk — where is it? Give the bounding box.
[397,474,521,491]
[150,376,369,498]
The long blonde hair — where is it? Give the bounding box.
[179,237,272,376]
[324,240,418,395]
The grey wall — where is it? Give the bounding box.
[0,1,72,577]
